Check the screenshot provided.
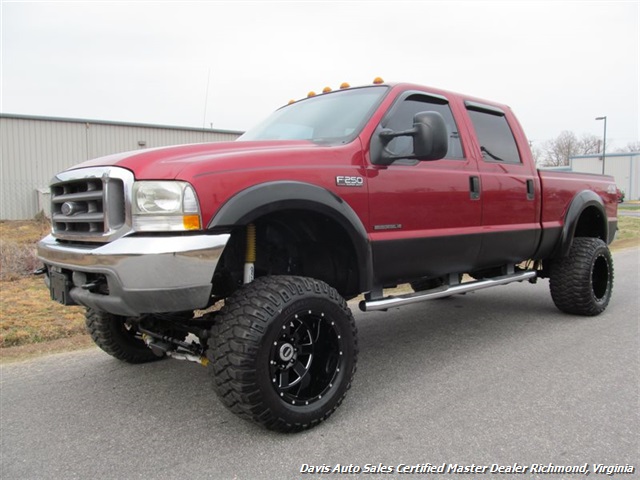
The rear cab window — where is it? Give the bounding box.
[465,101,522,164]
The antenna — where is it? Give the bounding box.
[202,68,211,132]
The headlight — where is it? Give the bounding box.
[132,181,201,232]
[135,182,183,213]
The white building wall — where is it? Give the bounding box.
[0,115,242,220]
[570,153,639,201]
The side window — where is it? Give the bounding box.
[466,107,522,163]
[383,94,464,159]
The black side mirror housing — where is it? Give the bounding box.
[412,111,448,160]
[376,111,449,165]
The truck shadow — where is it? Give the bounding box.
[78,280,600,441]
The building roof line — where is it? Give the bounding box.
[0,113,244,135]
[570,152,639,159]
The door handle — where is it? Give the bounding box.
[526,179,535,200]
[469,176,480,200]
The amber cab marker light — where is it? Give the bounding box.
[339,82,350,89]
[307,91,316,97]
[288,99,295,105]
[373,77,384,84]
[322,86,332,93]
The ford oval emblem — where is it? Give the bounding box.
[61,202,74,216]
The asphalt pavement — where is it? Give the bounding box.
[2,248,638,480]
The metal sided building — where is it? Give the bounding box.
[570,152,640,201]
[0,114,243,220]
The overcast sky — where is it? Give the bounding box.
[1,1,638,148]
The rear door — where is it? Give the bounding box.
[464,101,540,266]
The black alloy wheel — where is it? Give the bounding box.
[269,309,343,407]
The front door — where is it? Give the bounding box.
[366,92,482,285]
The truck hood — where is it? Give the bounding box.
[69,140,321,180]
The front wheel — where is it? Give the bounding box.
[85,309,160,363]
[549,237,614,316]
[208,276,358,432]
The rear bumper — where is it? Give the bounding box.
[37,233,229,317]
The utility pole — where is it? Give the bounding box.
[595,116,607,175]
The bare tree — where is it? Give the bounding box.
[541,131,579,166]
[577,133,601,155]
[615,141,640,153]
[530,143,545,166]
[540,131,603,166]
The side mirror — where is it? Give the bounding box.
[412,111,448,160]
[377,111,449,164]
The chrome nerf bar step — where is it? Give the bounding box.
[360,270,538,312]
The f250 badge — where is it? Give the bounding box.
[336,176,364,187]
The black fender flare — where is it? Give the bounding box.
[555,190,608,258]
[208,181,373,292]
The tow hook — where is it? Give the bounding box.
[80,278,104,290]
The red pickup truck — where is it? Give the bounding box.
[37,80,618,432]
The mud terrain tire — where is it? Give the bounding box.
[85,309,160,363]
[208,276,358,432]
[549,237,614,316]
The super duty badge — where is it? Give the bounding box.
[336,176,364,187]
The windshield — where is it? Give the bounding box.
[239,86,388,144]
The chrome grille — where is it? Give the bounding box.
[52,178,106,234]
[50,167,133,243]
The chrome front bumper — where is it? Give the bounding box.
[37,233,230,317]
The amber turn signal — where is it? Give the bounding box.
[183,215,201,230]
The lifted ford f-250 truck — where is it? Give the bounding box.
[37,80,618,432]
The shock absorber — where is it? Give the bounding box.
[243,223,256,284]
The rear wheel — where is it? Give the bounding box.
[85,309,160,363]
[208,276,358,432]
[549,237,614,316]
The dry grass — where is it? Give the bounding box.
[0,218,51,244]
[0,335,95,364]
[0,276,85,348]
[1,219,86,349]
[0,218,51,281]
[611,216,640,251]
[0,241,41,281]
